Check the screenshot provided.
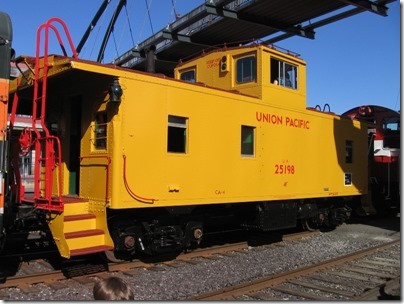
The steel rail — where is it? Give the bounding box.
[190,239,400,300]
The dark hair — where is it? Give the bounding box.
[93,276,134,300]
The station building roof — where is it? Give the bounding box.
[113,0,395,76]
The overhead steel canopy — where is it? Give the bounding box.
[113,0,395,76]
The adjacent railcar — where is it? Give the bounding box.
[3,17,369,260]
[0,12,13,253]
[342,105,400,215]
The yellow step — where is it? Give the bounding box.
[65,229,108,251]
[47,196,114,258]
[64,214,96,233]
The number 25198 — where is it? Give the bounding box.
[275,164,295,174]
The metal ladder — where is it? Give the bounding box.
[31,18,78,212]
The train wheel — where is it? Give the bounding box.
[301,218,317,232]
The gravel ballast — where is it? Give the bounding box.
[4,216,400,301]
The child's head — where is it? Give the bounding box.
[93,276,134,300]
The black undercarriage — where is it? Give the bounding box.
[0,197,353,261]
[105,198,352,259]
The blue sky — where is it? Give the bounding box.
[1,0,400,114]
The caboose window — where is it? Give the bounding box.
[270,58,298,89]
[241,125,255,156]
[168,115,187,153]
[94,112,107,149]
[236,56,256,83]
[383,117,400,131]
[345,140,353,163]
[180,69,196,82]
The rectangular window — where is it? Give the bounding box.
[180,69,196,82]
[383,117,400,131]
[94,112,107,149]
[241,125,255,156]
[345,140,353,163]
[236,56,256,83]
[270,58,298,89]
[168,115,187,153]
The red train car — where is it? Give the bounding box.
[342,105,400,215]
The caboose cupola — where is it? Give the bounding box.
[174,44,307,110]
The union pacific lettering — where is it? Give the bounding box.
[256,112,310,129]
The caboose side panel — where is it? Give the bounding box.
[121,88,367,207]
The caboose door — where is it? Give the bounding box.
[68,96,82,195]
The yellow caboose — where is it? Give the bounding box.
[10,42,368,259]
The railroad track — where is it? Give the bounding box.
[0,230,314,292]
[2,230,399,301]
[189,239,400,301]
